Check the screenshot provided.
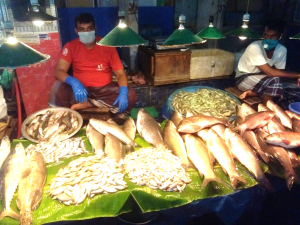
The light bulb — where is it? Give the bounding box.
[7,36,17,44]
[239,36,247,40]
[33,20,44,26]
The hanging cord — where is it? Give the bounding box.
[13,73,21,139]
[246,0,250,13]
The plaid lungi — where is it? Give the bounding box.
[235,73,300,109]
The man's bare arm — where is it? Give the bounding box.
[54,58,71,82]
[258,63,300,78]
[113,69,128,87]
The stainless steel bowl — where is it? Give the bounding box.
[21,107,83,143]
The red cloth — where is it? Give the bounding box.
[59,36,123,87]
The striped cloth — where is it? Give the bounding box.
[235,73,300,109]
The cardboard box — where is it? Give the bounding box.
[190,49,235,79]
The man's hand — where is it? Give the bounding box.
[65,76,88,103]
[113,86,128,113]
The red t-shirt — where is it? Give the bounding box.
[59,36,123,87]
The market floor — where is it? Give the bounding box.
[47,175,300,225]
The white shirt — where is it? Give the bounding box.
[236,40,287,77]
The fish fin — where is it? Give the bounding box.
[282,139,291,145]
[20,210,32,225]
[0,208,20,221]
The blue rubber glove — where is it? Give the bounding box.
[113,86,128,113]
[65,76,88,103]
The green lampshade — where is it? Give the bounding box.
[290,32,300,39]
[197,26,226,39]
[97,26,148,47]
[163,28,204,46]
[225,27,262,39]
[0,42,50,69]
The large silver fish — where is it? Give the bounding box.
[89,118,135,152]
[86,122,104,155]
[206,129,247,189]
[266,100,292,129]
[184,134,227,189]
[177,115,229,133]
[264,132,300,149]
[0,136,11,169]
[105,133,126,164]
[122,117,136,141]
[286,110,300,120]
[232,111,275,136]
[0,143,26,221]
[136,109,166,150]
[163,120,194,169]
[17,151,46,225]
[224,128,272,190]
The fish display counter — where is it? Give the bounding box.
[1,99,300,224]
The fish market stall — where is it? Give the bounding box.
[1,92,300,224]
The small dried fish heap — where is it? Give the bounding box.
[25,137,88,163]
[124,148,192,192]
[49,154,127,205]
[172,89,239,120]
[25,109,80,142]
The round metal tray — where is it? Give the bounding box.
[21,107,83,143]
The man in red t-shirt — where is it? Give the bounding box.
[48,13,137,117]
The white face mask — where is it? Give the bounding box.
[78,30,95,44]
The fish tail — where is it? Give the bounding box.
[0,208,20,221]
[286,172,296,190]
[125,144,134,153]
[201,176,230,190]
[20,210,32,225]
[230,173,247,189]
[257,175,273,192]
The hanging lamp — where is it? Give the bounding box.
[97,10,148,47]
[14,0,59,26]
[225,0,261,40]
[197,15,225,39]
[289,32,300,39]
[163,14,204,46]
[0,36,50,138]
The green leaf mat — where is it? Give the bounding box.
[0,127,270,225]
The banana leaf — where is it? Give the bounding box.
[0,127,269,225]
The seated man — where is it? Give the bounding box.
[48,12,137,118]
[235,18,300,109]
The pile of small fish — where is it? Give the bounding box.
[25,109,80,142]
[0,141,47,225]
[171,89,239,120]
[25,137,88,163]
[124,148,192,192]
[49,154,127,205]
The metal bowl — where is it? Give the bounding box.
[21,107,83,143]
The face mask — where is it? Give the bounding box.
[262,39,279,50]
[78,30,95,44]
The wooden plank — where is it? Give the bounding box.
[225,87,262,106]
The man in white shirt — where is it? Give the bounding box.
[235,18,300,107]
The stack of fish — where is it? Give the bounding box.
[234,100,300,190]
[169,109,272,190]
[49,154,127,205]
[124,147,191,192]
[0,141,47,225]
[25,137,88,163]
[24,109,80,142]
